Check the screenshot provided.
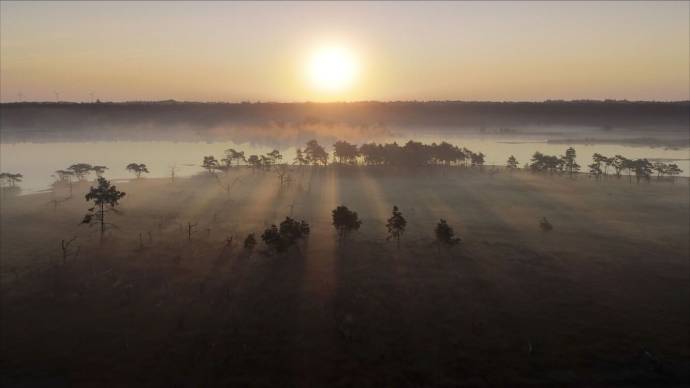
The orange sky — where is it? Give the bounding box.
[1,1,688,102]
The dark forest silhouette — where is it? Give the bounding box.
[1,101,688,143]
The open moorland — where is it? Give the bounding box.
[1,167,689,386]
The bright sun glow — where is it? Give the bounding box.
[308,47,359,92]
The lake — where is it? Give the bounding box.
[2,132,688,194]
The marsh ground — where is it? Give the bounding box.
[1,167,689,387]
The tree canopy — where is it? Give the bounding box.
[332,205,362,239]
[261,217,311,252]
[126,163,150,178]
[435,219,461,247]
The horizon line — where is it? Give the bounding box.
[2,99,689,105]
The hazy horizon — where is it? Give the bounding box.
[3,99,690,105]
[2,1,688,103]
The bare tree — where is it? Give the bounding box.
[169,164,177,183]
[274,164,291,187]
[60,236,79,265]
[187,222,198,241]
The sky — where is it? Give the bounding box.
[1,1,688,102]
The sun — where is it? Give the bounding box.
[307,46,359,92]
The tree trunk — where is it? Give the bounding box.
[100,203,105,244]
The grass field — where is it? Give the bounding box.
[1,167,689,386]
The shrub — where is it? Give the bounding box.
[261,217,310,252]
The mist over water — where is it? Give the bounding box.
[2,124,688,193]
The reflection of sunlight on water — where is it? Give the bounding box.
[1,135,688,193]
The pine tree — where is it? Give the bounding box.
[386,206,407,248]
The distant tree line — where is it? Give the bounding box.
[3,101,688,139]
[202,139,486,170]
[526,148,683,183]
[586,153,682,183]
[2,140,685,192]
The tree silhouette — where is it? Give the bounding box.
[539,217,553,232]
[266,149,283,166]
[612,155,628,179]
[0,172,23,187]
[187,222,198,241]
[665,163,682,183]
[244,233,257,250]
[386,206,407,248]
[293,148,309,166]
[431,141,463,167]
[530,152,561,173]
[470,152,485,169]
[587,153,609,175]
[126,163,150,179]
[562,147,580,177]
[401,140,433,167]
[603,156,614,176]
[359,143,385,165]
[92,165,108,178]
[68,163,93,181]
[333,141,359,164]
[55,169,74,183]
[201,156,219,175]
[619,157,635,183]
[304,139,329,166]
[435,219,460,251]
[216,140,491,169]
[54,170,75,196]
[588,161,603,179]
[631,159,653,183]
[652,162,668,180]
[83,177,126,243]
[332,205,362,241]
[261,217,311,253]
[506,155,519,170]
[222,148,246,167]
[60,236,79,265]
[244,155,259,171]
